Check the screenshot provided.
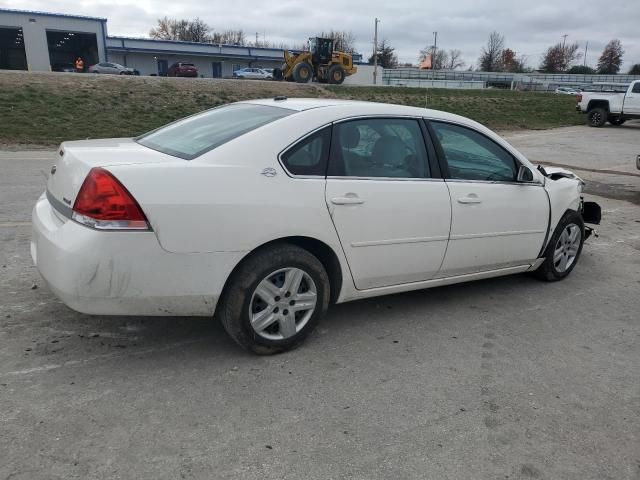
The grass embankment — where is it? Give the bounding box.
[0,71,583,146]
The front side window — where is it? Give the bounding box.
[431,122,517,182]
[137,104,294,160]
[281,127,331,176]
[328,118,430,178]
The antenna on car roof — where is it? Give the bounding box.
[274,96,288,101]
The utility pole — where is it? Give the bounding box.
[584,41,589,67]
[255,32,259,46]
[433,31,438,68]
[373,17,380,85]
[561,34,568,70]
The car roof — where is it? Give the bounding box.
[239,97,478,126]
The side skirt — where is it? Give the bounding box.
[337,264,535,303]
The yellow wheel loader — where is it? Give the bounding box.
[273,37,357,85]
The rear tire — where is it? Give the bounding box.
[533,211,584,282]
[217,244,330,354]
[587,108,607,127]
[328,65,346,85]
[292,62,313,83]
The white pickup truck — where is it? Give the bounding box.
[577,80,640,127]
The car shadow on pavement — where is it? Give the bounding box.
[4,271,569,379]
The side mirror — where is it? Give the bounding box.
[517,165,535,183]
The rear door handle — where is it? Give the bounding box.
[458,194,482,204]
[331,195,365,205]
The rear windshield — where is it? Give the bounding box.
[137,104,294,159]
[181,63,195,67]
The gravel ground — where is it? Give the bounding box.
[0,125,639,480]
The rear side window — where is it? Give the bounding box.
[632,83,640,93]
[280,127,331,176]
[137,104,294,160]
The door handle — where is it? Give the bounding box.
[331,195,365,205]
[458,194,482,204]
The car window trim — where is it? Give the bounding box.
[277,124,334,179]
[424,118,540,186]
[328,115,437,181]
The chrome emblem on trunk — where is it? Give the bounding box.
[261,167,277,178]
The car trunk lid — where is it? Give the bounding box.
[47,138,177,214]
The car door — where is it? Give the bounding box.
[428,120,549,277]
[325,117,451,290]
[623,82,640,114]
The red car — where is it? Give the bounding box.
[167,62,198,77]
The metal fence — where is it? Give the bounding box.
[383,68,640,90]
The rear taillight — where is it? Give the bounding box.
[72,167,150,231]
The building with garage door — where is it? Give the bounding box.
[0,8,365,79]
[0,9,107,71]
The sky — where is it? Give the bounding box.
[2,0,639,70]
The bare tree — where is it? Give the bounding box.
[446,49,465,69]
[418,46,450,69]
[186,18,210,43]
[597,39,624,74]
[478,31,505,72]
[316,30,357,53]
[211,30,247,46]
[150,17,210,42]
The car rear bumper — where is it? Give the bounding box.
[31,193,243,316]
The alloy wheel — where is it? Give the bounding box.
[553,224,581,273]
[249,268,318,340]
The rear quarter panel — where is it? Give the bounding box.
[107,110,347,256]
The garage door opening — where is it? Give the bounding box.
[46,30,98,72]
[0,27,27,70]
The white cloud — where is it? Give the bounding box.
[3,0,639,69]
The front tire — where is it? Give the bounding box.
[217,244,330,354]
[587,108,607,127]
[328,65,346,85]
[534,211,584,281]
[292,62,313,83]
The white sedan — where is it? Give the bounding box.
[31,99,601,354]
[233,68,272,80]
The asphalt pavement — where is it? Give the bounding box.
[1,124,639,480]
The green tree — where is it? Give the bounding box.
[597,39,624,74]
[628,64,640,75]
[368,39,398,69]
[567,65,596,74]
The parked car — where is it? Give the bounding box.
[555,87,578,95]
[577,80,640,127]
[87,62,135,75]
[233,67,272,79]
[51,63,76,73]
[167,62,198,77]
[31,99,601,354]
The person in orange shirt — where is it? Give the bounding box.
[74,57,84,73]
